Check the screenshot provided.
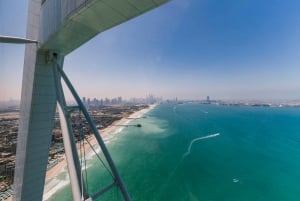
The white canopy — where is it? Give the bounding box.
[40,0,169,55]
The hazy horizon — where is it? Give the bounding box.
[1,0,300,101]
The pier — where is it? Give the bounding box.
[113,124,142,127]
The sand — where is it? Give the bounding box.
[45,104,156,183]
[4,104,156,201]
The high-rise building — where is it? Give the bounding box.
[118,96,122,104]
[206,96,210,103]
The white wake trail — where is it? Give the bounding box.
[183,133,220,158]
[160,133,220,196]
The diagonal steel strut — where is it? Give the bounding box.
[52,54,131,201]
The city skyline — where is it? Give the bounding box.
[2,0,300,101]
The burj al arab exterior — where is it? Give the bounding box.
[9,1,169,201]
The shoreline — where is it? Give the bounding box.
[3,104,156,201]
[42,104,157,200]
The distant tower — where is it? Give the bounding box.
[118,96,122,104]
[207,96,210,103]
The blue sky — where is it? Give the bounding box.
[1,0,300,101]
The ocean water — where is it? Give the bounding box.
[46,103,300,201]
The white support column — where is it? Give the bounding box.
[13,1,57,201]
[52,54,87,201]
[57,104,82,201]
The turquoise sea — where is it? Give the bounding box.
[46,103,300,201]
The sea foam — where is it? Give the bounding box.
[43,169,69,201]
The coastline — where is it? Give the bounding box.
[42,104,157,200]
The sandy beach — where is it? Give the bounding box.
[3,104,156,201]
[42,104,156,200]
[45,104,156,182]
